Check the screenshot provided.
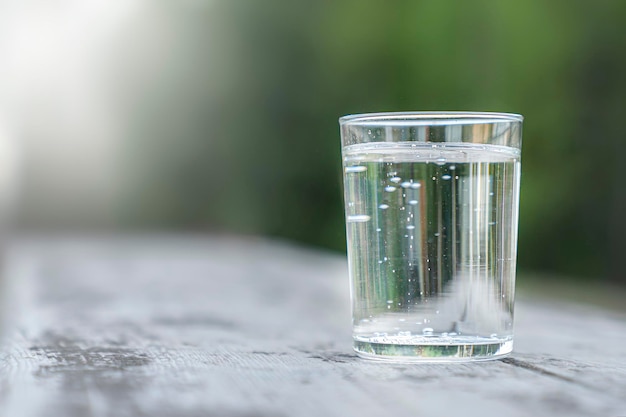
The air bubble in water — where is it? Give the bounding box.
[344,166,367,173]
[347,215,371,222]
[406,225,415,230]
[401,181,412,188]
[409,200,418,205]
[385,185,397,192]
[390,176,402,183]
[441,174,452,180]
[379,204,390,210]
[410,183,421,189]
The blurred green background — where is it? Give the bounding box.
[1,1,625,286]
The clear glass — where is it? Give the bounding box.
[340,112,523,362]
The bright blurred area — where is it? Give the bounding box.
[0,0,625,288]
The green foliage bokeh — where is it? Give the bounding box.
[123,1,626,283]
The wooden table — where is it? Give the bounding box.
[0,235,625,417]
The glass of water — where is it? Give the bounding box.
[340,112,523,362]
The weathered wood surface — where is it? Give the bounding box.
[0,235,624,417]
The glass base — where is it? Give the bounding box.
[353,335,513,363]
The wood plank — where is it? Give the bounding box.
[0,235,625,417]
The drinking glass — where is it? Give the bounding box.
[340,112,523,362]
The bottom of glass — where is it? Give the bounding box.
[353,335,513,363]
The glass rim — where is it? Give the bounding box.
[339,111,523,126]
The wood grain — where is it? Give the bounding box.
[0,235,624,417]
